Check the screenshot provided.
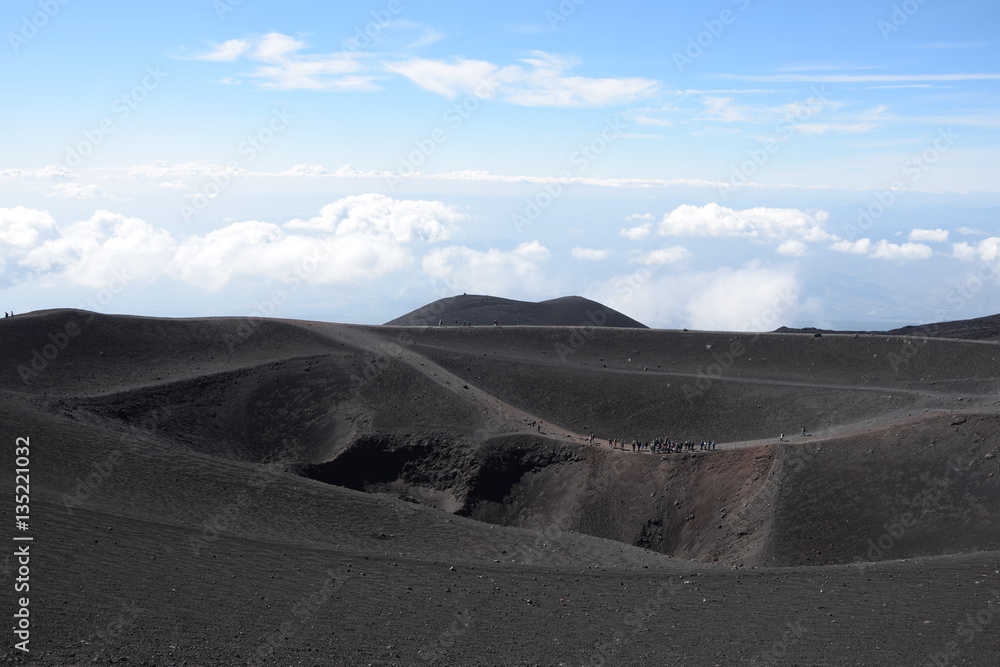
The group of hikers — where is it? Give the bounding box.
[4,311,13,318]
[439,319,499,326]
[591,434,717,453]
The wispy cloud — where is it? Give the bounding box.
[46,183,102,199]
[672,88,782,95]
[187,35,658,104]
[0,165,69,180]
[830,238,933,261]
[721,73,1000,83]
[189,38,252,62]
[658,203,835,243]
[909,228,949,243]
[631,245,689,266]
[571,247,610,261]
[864,84,933,89]
[247,32,378,91]
[184,32,381,91]
[916,42,990,50]
[389,51,660,107]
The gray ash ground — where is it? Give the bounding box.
[3,306,1000,665]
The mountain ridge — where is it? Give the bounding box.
[384,294,649,328]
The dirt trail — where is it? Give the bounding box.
[306,322,591,445]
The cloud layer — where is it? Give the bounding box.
[190,34,658,107]
[2,195,472,292]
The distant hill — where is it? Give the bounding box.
[776,312,1000,341]
[886,313,1000,341]
[385,294,648,328]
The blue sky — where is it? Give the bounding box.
[2,0,999,329]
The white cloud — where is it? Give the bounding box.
[125,161,246,180]
[830,238,872,255]
[169,220,285,291]
[0,207,55,248]
[632,245,688,266]
[953,238,1000,263]
[188,32,380,91]
[868,240,933,261]
[386,57,497,99]
[249,32,378,91]
[633,115,673,127]
[3,196,464,292]
[776,240,809,256]
[192,39,252,62]
[22,210,176,288]
[659,203,833,242]
[795,122,875,135]
[76,162,795,192]
[46,183,101,199]
[422,241,551,295]
[499,52,659,107]
[620,222,653,240]
[172,195,463,291]
[571,247,609,261]
[171,221,418,292]
[252,33,303,62]
[832,237,932,261]
[0,165,69,180]
[195,37,655,101]
[283,164,329,177]
[285,193,460,242]
[684,264,800,331]
[389,51,659,107]
[723,73,1000,83]
[586,262,802,331]
[908,228,950,242]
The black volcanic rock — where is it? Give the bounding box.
[887,312,1000,341]
[384,294,648,328]
[777,312,1000,341]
